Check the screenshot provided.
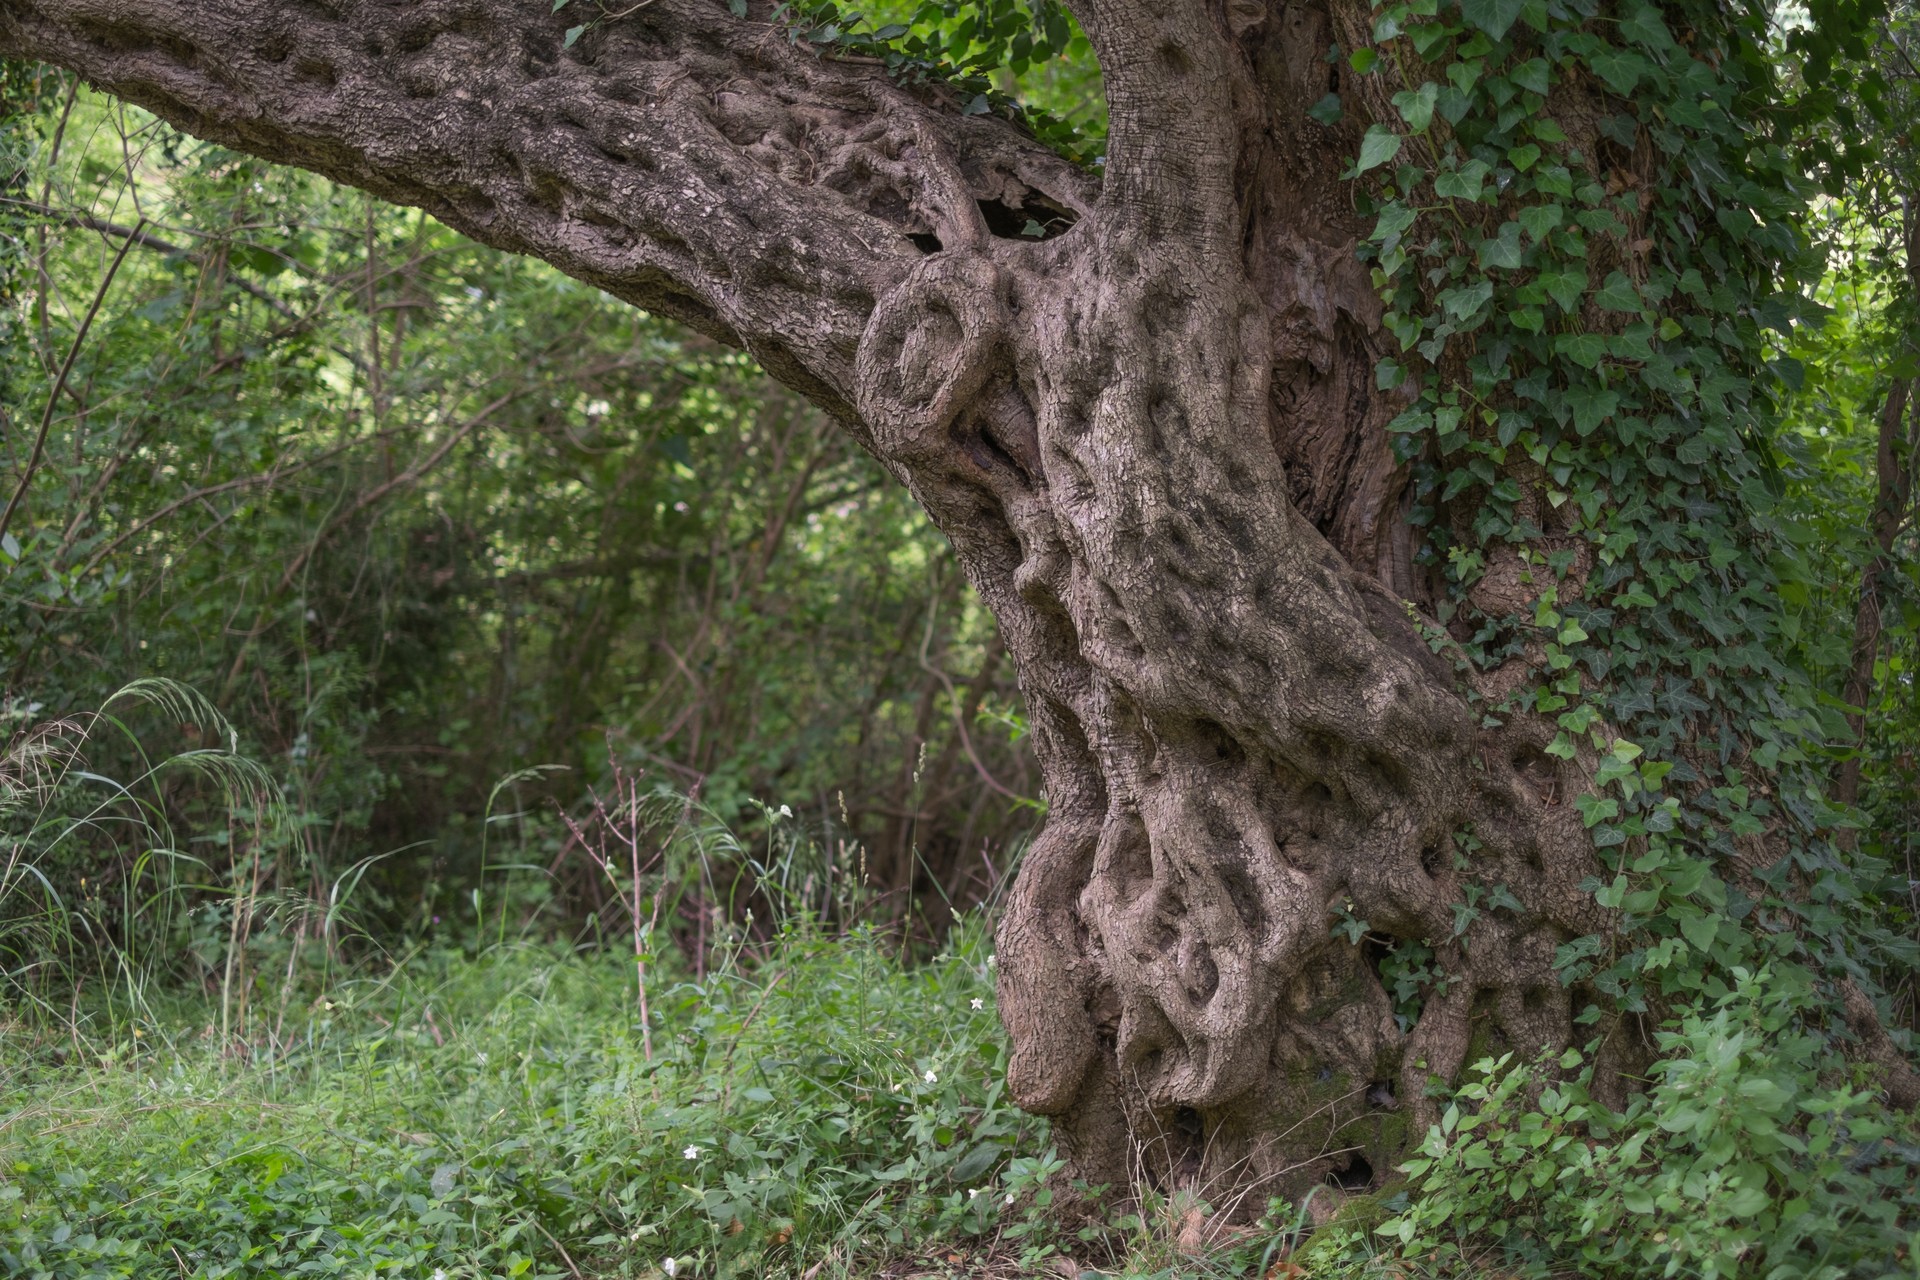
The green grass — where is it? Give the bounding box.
[0,919,1078,1280]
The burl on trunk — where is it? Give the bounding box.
[0,0,1623,1205]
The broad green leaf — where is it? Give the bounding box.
[1567,387,1619,435]
[1595,270,1643,312]
[1440,279,1495,319]
[564,23,586,45]
[1556,332,1607,368]
[1434,159,1493,201]
[1538,267,1588,312]
[1393,82,1440,132]
[1477,223,1524,270]
[1353,125,1403,175]
[1511,56,1551,95]
[1371,201,1419,242]
[1518,203,1563,242]
[1618,4,1676,51]
[1589,48,1651,96]
[1460,0,1526,40]
[1507,143,1541,171]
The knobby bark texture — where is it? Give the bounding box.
[3,0,1635,1207]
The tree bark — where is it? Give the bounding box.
[1,0,1624,1204]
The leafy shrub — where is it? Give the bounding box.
[1308,969,1919,1279]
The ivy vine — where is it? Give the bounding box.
[1338,0,1914,1023]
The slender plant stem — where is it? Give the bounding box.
[0,218,145,548]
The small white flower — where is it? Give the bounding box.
[663,1258,678,1278]
[969,1187,981,1199]
[683,1145,701,1160]
[778,804,792,818]
[1004,1192,1015,1205]
[923,1068,938,1084]
[433,1270,448,1280]
[970,998,984,1011]
[986,953,996,968]
[889,1082,902,1093]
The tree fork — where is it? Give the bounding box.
[3,0,1737,1206]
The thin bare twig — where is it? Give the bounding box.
[0,217,144,547]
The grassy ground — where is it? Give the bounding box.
[0,919,1304,1280]
[0,920,1017,1278]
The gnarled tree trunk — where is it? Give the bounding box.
[1,0,1626,1206]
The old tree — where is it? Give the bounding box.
[5,0,1914,1209]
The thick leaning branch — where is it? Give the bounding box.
[0,0,1094,429]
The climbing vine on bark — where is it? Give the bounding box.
[1334,0,1920,1057]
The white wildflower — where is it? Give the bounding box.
[683,1145,701,1160]
[923,1068,938,1084]
[970,998,984,1011]
[969,1187,981,1199]
[779,804,792,818]
[986,953,996,968]
[1004,1192,1015,1205]
[663,1258,678,1278]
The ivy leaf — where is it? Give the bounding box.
[1595,270,1643,312]
[1393,82,1440,132]
[1511,57,1551,96]
[1460,0,1527,40]
[1434,159,1492,201]
[1556,332,1607,369]
[1618,5,1676,52]
[1447,60,1483,96]
[1371,201,1418,242]
[1566,387,1620,435]
[1440,279,1495,320]
[1507,143,1542,171]
[1537,267,1588,311]
[1352,125,1403,175]
[1518,203,1563,242]
[1589,48,1651,96]
[1477,222,1524,270]
[1308,93,1343,126]
[563,23,587,45]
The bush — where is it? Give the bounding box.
[1310,969,1920,1279]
